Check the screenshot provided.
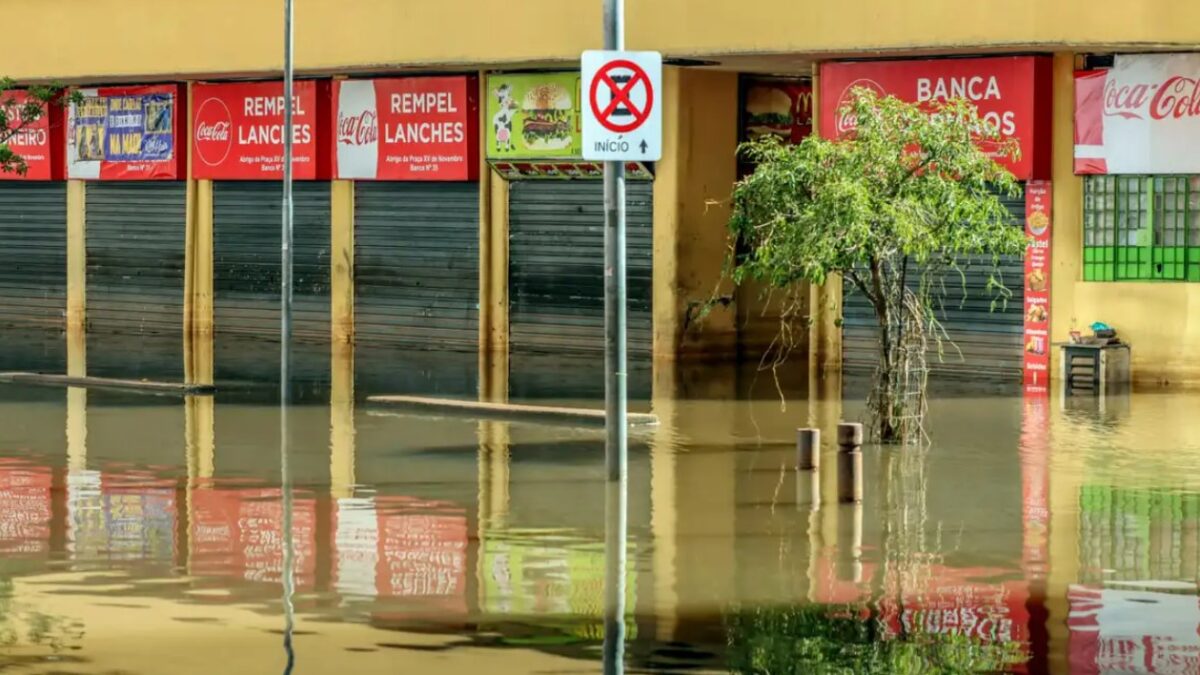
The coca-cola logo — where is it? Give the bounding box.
[193,97,233,167]
[834,79,885,135]
[1105,75,1200,121]
[338,110,378,146]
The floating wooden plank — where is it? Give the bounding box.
[367,395,658,427]
[0,372,216,395]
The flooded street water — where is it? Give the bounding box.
[1,333,1199,673]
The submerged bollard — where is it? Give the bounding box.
[837,422,863,504]
[795,466,820,512]
[796,428,820,471]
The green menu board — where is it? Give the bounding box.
[485,72,582,160]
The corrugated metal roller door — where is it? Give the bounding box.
[86,182,186,336]
[213,181,331,342]
[842,190,1025,378]
[0,182,66,329]
[354,182,479,349]
[508,181,653,355]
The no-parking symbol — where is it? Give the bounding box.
[582,50,662,161]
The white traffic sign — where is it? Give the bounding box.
[581,50,662,161]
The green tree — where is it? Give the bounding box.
[726,89,1026,442]
[0,80,72,176]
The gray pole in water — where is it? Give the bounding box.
[601,4,628,675]
[280,0,295,398]
[279,0,297,672]
[602,0,628,485]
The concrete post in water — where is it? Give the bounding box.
[796,468,820,512]
[836,422,863,504]
[796,428,819,471]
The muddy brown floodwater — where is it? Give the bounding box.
[0,333,1198,673]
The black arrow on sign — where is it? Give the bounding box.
[639,140,648,154]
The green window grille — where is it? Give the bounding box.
[1084,175,1200,281]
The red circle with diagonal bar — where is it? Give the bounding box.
[589,59,654,133]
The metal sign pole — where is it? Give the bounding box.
[601,3,628,675]
[280,0,297,673]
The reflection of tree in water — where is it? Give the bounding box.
[726,449,1026,674]
[0,576,85,667]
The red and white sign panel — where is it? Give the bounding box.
[819,56,1053,180]
[1075,53,1200,174]
[333,76,478,181]
[1023,180,1051,385]
[67,84,183,180]
[192,80,329,180]
[1,90,65,181]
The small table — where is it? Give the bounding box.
[1058,342,1131,394]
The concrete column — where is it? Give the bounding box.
[808,64,843,373]
[1050,53,1084,376]
[330,342,355,500]
[652,67,739,361]
[479,119,510,401]
[331,180,355,345]
[66,180,86,332]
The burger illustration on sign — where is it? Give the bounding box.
[521,84,573,150]
[744,86,793,141]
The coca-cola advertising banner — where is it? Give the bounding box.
[333,77,478,181]
[1,90,65,181]
[67,84,183,180]
[192,80,330,180]
[819,56,1053,180]
[1075,53,1200,174]
[1023,181,1051,385]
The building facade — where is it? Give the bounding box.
[2,0,1200,387]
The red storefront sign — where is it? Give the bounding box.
[0,90,64,180]
[192,80,330,180]
[1023,180,1051,384]
[819,56,1053,180]
[67,84,184,180]
[333,76,478,181]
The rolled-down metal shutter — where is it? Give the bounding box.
[213,181,331,342]
[508,181,653,356]
[354,182,479,349]
[842,189,1025,378]
[86,182,186,337]
[0,182,66,329]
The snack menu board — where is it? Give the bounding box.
[486,72,582,160]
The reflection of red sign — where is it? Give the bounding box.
[0,90,65,181]
[0,460,52,554]
[819,57,1053,180]
[1069,585,1200,674]
[589,60,653,134]
[191,488,317,588]
[376,497,467,612]
[333,77,478,181]
[1023,181,1052,385]
[331,496,468,614]
[191,81,330,180]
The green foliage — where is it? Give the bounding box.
[725,89,1028,440]
[729,88,1025,293]
[0,78,78,176]
[725,604,1026,675]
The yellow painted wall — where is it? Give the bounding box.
[1071,284,1200,385]
[652,67,738,360]
[3,0,601,81]
[8,1,1200,82]
[632,1,1200,56]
